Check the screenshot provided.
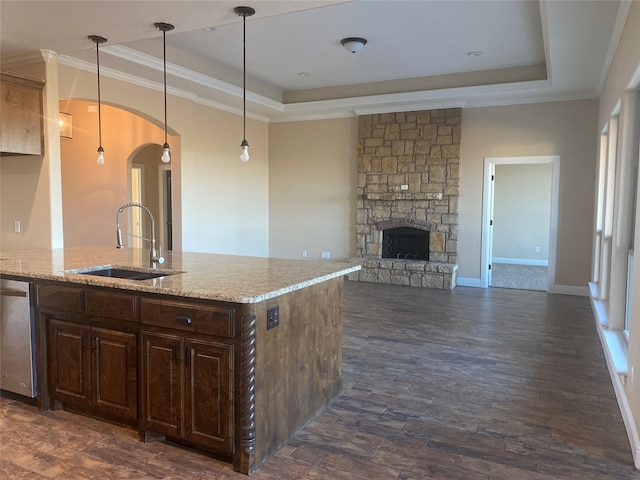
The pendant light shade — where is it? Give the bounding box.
[155,22,174,163]
[89,35,107,164]
[234,6,255,162]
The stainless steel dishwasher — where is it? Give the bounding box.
[0,279,36,397]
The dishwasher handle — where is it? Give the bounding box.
[0,289,28,298]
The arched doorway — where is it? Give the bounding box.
[58,99,179,250]
[129,144,172,251]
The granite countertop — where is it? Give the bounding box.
[0,246,360,304]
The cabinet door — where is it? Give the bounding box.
[184,339,234,454]
[141,332,182,437]
[48,319,91,408]
[92,328,137,423]
[0,73,44,155]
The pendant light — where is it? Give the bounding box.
[155,22,174,163]
[89,35,107,164]
[234,6,255,162]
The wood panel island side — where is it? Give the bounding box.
[0,247,360,475]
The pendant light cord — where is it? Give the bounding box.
[233,6,254,160]
[95,41,102,148]
[242,13,247,143]
[163,28,168,146]
[155,22,174,160]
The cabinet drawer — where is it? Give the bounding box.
[36,284,84,313]
[86,290,138,323]
[141,298,234,338]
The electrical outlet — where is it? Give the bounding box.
[535,246,540,253]
[14,220,20,233]
[302,250,307,258]
[267,305,279,330]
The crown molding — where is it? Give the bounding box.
[103,45,283,113]
[1,49,57,67]
[193,97,270,123]
[58,54,269,123]
[59,46,599,124]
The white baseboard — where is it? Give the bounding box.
[589,286,640,470]
[456,278,589,296]
[492,257,549,266]
[456,277,482,287]
[547,284,589,296]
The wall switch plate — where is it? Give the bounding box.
[302,250,307,258]
[14,220,20,233]
[401,184,409,190]
[267,305,279,330]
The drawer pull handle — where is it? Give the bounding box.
[175,316,193,325]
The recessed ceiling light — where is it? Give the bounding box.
[298,72,311,77]
[203,26,215,31]
[467,50,483,57]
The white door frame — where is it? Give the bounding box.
[158,164,171,251]
[481,155,560,289]
[131,163,145,249]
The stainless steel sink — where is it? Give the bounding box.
[71,267,178,281]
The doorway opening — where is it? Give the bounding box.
[128,144,172,252]
[481,156,560,291]
[131,164,144,249]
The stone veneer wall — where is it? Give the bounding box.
[350,108,461,289]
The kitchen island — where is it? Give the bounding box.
[0,246,360,475]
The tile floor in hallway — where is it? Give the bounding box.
[1,280,638,479]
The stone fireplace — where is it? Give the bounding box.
[349,108,460,289]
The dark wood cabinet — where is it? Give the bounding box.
[140,297,235,455]
[92,327,137,421]
[47,319,137,424]
[184,338,233,453]
[48,319,91,407]
[28,271,346,476]
[39,284,138,425]
[141,331,182,437]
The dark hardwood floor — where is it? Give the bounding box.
[2,281,638,479]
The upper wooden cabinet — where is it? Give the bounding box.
[1,72,44,156]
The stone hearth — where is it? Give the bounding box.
[349,108,460,289]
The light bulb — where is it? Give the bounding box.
[161,143,171,163]
[240,144,250,162]
[97,146,105,165]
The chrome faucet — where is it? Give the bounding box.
[116,202,165,267]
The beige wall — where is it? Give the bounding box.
[1,53,63,251]
[269,118,357,261]
[268,100,597,289]
[459,100,598,287]
[58,64,269,257]
[59,100,168,248]
[493,163,552,262]
[599,2,640,128]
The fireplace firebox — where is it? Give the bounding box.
[382,227,429,261]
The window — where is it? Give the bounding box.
[624,94,640,339]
